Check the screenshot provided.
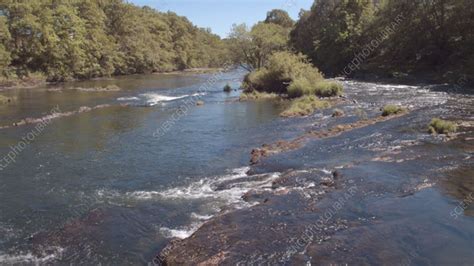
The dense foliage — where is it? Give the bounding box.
[242,51,342,97]
[227,9,293,71]
[290,0,474,81]
[0,0,227,82]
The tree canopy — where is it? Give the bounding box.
[0,0,228,81]
[290,0,474,81]
[227,21,289,71]
[264,9,294,28]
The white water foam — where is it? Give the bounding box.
[159,223,203,239]
[96,167,280,206]
[0,246,64,264]
[191,212,213,220]
[135,167,280,205]
[141,92,206,106]
[117,96,140,101]
[142,93,188,106]
[96,167,281,240]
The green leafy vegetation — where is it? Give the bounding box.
[381,105,406,117]
[289,80,343,98]
[281,95,330,117]
[290,0,474,82]
[242,51,341,97]
[428,118,457,134]
[0,1,228,83]
[239,91,280,101]
[227,9,292,71]
[264,9,295,28]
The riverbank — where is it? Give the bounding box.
[0,68,226,91]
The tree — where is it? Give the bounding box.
[228,22,289,71]
[290,0,374,76]
[0,0,228,81]
[264,9,294,28]
[0,15,11,75]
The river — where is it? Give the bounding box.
[0,70,472,265]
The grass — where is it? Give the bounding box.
[223,83,232,92]
[428,118,457,134]
[381,104,406,116]
[281,95,330,117]
[288,79,343,98]
[239,91,280,101]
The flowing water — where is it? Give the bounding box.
[0,70,472,265]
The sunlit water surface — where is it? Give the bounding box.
[0,71,472,264]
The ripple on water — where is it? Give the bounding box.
[93,167,281,239]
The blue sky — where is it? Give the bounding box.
[129,0,314,37]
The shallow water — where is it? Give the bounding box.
[0,71,473,264]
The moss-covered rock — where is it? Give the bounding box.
[381,105,405,117]
[428,118,457,134]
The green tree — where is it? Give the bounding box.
[75,0,117,78]
[228,22,289,71]
[0,15,11,76]
[290,0,374,75]
[264,9,294,28]
[0,0,228,81]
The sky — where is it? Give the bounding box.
[129,0,314,37]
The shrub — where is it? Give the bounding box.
[428,118,457,134]
[313,81,343,97]
[239,91,280,101]
[242,51,330,96]
[287,77,312,98]
[382,105,405,117]
[223,83,232,92]
[281,95,330,117]
[288,79,343,98]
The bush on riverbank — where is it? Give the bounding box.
[281,95,330,117]
[288,79,343,98]
[381,105,406,117]
[428,118,457,134]
[242,51,342,98]
[239,91,280,101]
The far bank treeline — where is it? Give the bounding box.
[1,0,473,85]
[229,0,474,84]
[0,0,228,82]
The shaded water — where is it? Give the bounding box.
[0,71,472,264]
